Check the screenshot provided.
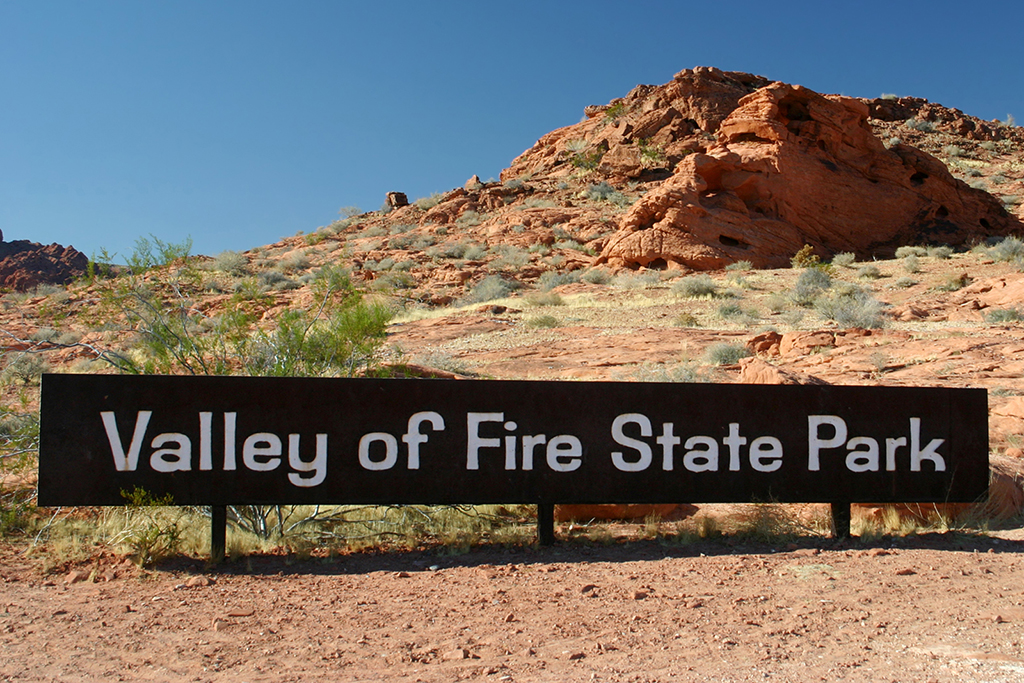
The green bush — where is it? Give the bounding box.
[209,250,248,275]
[581,269,611,285]
[537,271,581,291]
[462,276,513,304]
[985,307,1023,323]
[792,268,832,306]
[704,343,751,366]
[988,236,1024,263]
[725,260,753,272]
[525,291,565,307]
[672,274,718,298]
[895,246,927,258]
[526,315,561,329]
[857,265,882,280]
[831,252,856,268]
[814,285,885,328]
[791,245,822,269]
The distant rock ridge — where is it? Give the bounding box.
[0,238,88,291]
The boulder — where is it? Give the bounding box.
[596,82,1020,270]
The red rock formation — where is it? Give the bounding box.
[596,82,1020,270]
[0,240,88,291]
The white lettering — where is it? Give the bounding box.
[749,436,783,472]
[910,417,945,471]
[808,415,847,471]
[723,423,748,472]
[358,432,398,470]
[150,433,192,472]
[846,436,879,472]
[521,434,546,470]
[401,411,445,470]
[466,412,503,470]
[287,433,328,486]
[101,410,152,472]
[199,412,213,471]
[611,413,653,471]
[683,436,718,472]
[885,436,906,472]
[657,423,680,471]
[243,433,282,471]
[546,435,582,472]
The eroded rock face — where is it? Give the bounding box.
[0,240,88,291]
[502,67,771,184]
[597,83,1020,271]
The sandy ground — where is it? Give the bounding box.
[5,528,1024,683]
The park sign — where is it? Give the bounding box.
[38,374,988,508]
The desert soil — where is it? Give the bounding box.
[4,527,1024,683]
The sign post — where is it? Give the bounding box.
[39,375,988,555]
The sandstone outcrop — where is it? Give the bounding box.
[596,82,1019,270]
[0,239,88,291]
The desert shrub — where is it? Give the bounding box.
[525,291,565,307]
[524,197,558,209]
[934,272,970,292]
[893,277,917,289]
[583,181,631,207]
[414,193,443,210]
[119,235,194,275]
[857,265,882,280]
[905,118,936,133]
[372,271,416,290]
[430,242,468,260]
[792,268,832,306]
[985,307,1024,323]
[537,271,581,291]
[528,243,551,256]
[581,268,611,285]
[463,245,487,261]
[604,101,626,121]
[980,141,998,151]
[988,236,1024,262]
[456,211,483,229]
[257,271,300,291]
[831,252,856,268]
[902,255,921,273]
[490,245,531,269]
[208,250,248,275]
[895,246,927,258]
[725,260,753,271]
[814,285,885,328]
[612,271,661,289]
[275,251,310,274]
[392,260,416,271]
[630,361,713,383]
[462,276,512,304]
[388,235,415,250]
[673,312,700,327]
[718,303,759,325]
[1,353,49,385]
[672,274,718,299]
[414,351,473,375]
[942,145,966,157]
[765,293,789,313]
[637,137,666,167]
[704,343,751,366]
[304,231,326,246]
[790,244,824,269]
[367,257,395,272]
[526,315,561,329]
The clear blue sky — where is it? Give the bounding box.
[3,1,1022,261]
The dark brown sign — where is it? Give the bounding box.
[38,374,988,507]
